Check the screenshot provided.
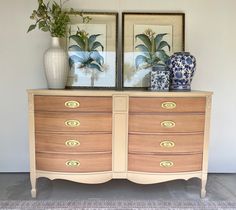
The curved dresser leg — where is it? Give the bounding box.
[30,175,37,198]
[31,189,37,198]
[201,178,207,198]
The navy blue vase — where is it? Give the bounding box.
[167,52,196,91]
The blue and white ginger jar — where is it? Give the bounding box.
[167,52,196,91]
[150,65,170,91]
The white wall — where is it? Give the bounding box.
[0,0,236,172]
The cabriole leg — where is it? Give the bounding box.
[30,174,37,198]
[201,176,207,198]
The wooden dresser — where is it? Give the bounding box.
[28,90,212,198]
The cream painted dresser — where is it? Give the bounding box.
[28,90,212,198]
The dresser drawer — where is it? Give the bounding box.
[36,153,112,172]
[129,97,206,113]
[129,134,204,154]
[36,133,112,153]
[129,114,205,133]
[128,154,202,173]
[35,112,112,132]
[34,96,112,112]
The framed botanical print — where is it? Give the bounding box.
[122,13,185,89]
[66,12,118,89]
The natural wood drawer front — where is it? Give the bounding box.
[129,114,205,133]
[129,134,204,154]
[128,154,202,173]
[36,153,112,172]
[34,96,112,112]
[35,112,112,132]
[36,133,112,153]
[129,97,206,113]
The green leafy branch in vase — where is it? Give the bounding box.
[27,0,91,38]
[68,28,105,86]
[27,0,71,37]
[135,28,171,70]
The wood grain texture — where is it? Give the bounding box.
[35,112,112,132]
[128,153,202,173]
[36,152,112,172]
[129,97,206,113]
[36,133,112,153]
[34,96,112,112]
[129,134,204,154]
[129,114,205,133]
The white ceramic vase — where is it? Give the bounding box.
[44,37,69,89]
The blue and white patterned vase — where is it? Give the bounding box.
[150,65,170,91]
[167,52,196,91]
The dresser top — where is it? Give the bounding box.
[28,89,213,97]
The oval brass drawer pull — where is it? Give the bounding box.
[160,161,174,168]
[65,120,80,127]
[160,140,175,148]
[161,102,176,109]
[65,101,80,109]
[161,121,176,128]
[65,140,80,147]
[65,160,80,167]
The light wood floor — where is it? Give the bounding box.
[0,173,235,200]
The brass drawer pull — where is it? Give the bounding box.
[160,161,174,168]
[65,160,80,167]
[161,102,176,109]
[65,120,80,127]
[65,101,80,109]
[160,141,175,148]
[65,140,80,147]
[161,121,176,128]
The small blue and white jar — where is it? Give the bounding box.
[150,65,170,91]
[167,52,196,91]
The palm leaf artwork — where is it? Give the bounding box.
[135,29,171,70]
[68,28,104,87]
